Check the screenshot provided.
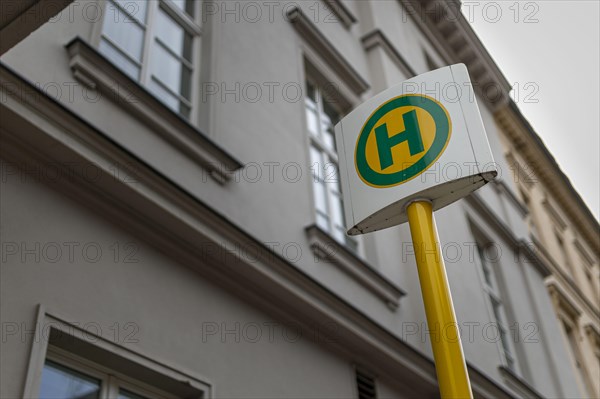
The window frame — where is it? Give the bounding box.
[40,356,107,398]
[473,241,520,374]
[92,0,202,122]
[304,77,357,252]
[41,346,181,399]
[553,227,576,279]
[559,316,594,398]
[23,308,210,399]
[517,186,539,238]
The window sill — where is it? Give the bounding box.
[65,37,242,184]
[305,225,405,310]
[498,365,543,398]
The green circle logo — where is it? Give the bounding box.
[354,94,452,188]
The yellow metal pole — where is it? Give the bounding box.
[406,200,473,399]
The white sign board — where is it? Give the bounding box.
[335,64,497,235]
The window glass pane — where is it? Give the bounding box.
[323,124,336,152]
[155,8,193,61]
[148,79,180,112]
[99,40,141,80]
[332,226,346,244]
[316,213,329,231]
[113,0,147,24]
[323,100,340,125]
[324,162,340,191]
[312,180,327,214]
[305,97,317,112]
[148,79,190,119]
[150,43,192,99]
[101,6,145,61]
[306,107,319,137]
[345,235,358,253]
[477,245,493,286]
[180,66,192,100]
[329,192,344,228]
[118,389,149,399]
[39,361,101,399]
[306,81,317,102]
[309,146,323,179]
[171,0,195,16]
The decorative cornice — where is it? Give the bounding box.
[64,37,243,184]
[492,180,528,218]
[547,281,582,320]
[361,29,417,78]
[517,239,552,278]
[323,0,357,29]
[573,239,594,267]
[584,323,600,347]
[399,0,511,109]
[504,152,536,190]
[466,192,551,278]
[0,64,516,399]
[495,102,600,255]
[305,225,405,309]
[542,198,568,231]
[532,235,600,320]
[287,7,369,96]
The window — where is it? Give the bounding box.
[574,243,599,300]
[562,321,594,398]
[305,80,356,251]
[554,229,575,277]
[40,360,101,399]
[475,243,519,372]
[39,347,180,399]
[98,0,200,119]
[518,188,538,237]
[24,313,209,399]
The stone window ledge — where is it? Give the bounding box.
[498,366,543,398]
[65,37,242,184]
[305,225,405,310]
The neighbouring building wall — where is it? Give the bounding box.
[496,102,600,399]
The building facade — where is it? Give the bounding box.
[0,0,591,398]
[496,101,600,398]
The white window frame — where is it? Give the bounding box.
[92,0,202,122]
[23,307,211,399]
[474,242,520,374]
[305,78,357,252]
[42,346,179,399]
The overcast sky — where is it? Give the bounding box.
[463,1,600,220]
